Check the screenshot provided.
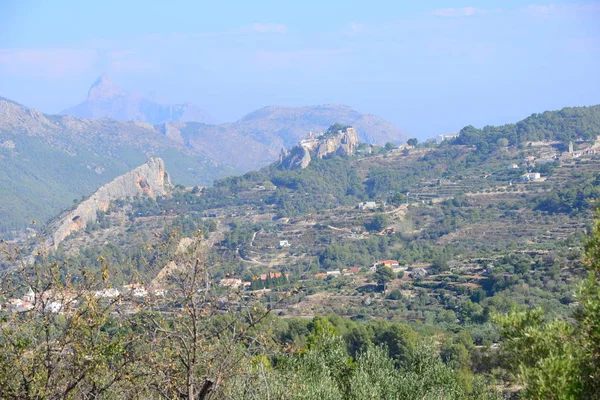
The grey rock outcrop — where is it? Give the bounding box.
[278,126,359,170]
[278,146,312,170]
[45,158,171,249]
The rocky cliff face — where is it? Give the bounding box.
[278,126,359,170]
[46,158,171,249]
[278,146,312,170]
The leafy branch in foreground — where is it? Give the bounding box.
[493,210,600,399]
[0,231,504,399]
[0,232,279,400]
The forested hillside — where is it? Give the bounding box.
[453,105,600,153]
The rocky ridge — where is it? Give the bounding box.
[278,126,359,169]
[45,158,171,249]
[0,94,407,230]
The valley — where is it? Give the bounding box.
[2,104,600,399]
[24,111,599,324]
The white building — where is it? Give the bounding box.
[411,268,428,279]
[124,283,148,298]
[132,287,148,298]
[95,288,120,298]
[358,201,377,210]
[427,132,460,144]
[45,301,63,313]
[219,278,243,288]
[326,270,341,277]
[23,288,35,303]
[279,240,291,248]
[521,172,541,182]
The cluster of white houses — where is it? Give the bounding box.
[4,284,167,314]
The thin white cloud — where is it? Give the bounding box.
[106,49,160,72]
[348,22,365,34]
[338,22,367,36]
[254,48,349,70]
[0,48,161,77]
[523,4,557,17]
[107,50,137,59]
[143,25,287,43]
[522,3,600,17]
[110,58,160,73]
[432,7,486,17]
[247,23,288,34]
[0,48,97,78]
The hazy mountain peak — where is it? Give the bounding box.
[87,74,124,101]
[61,76,218,125]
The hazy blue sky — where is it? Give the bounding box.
[1,0,599,138]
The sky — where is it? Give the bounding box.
[0,0,599,139]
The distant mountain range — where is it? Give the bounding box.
[60,74,219,125]
[0,96,233,231]
[157,104,410,171]
[0,87,409,230]
[60,75,409,150]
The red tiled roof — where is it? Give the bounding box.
[254,272,284,281]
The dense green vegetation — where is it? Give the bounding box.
[492,212,600,399]
[533,172,600,214]
[2,212,600,399]
[0,134,127,232]
[0,133,233,233]
[453,105,600,153]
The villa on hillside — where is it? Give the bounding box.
[343,267,361,275]
[379,260,400,268]
[412,268,428,279]
[427,132,460,144]
[219,278,243,288]
[124,283,148,298]
[358,201,378,210]
[95,288,121,298]
[521,172,541,182]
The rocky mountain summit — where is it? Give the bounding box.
[278,124,359,169]
[45,158,171,249]
[61,74,218,125]
[235,104,408,148]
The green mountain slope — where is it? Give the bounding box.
[1,92,410,231]
[0,97,234,231]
